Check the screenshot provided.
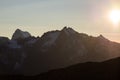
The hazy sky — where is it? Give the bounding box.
[0,0,120,42]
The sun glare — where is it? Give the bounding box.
[109,9,120,25]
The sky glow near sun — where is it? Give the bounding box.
[109,9,120,26]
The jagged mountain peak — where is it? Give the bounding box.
[98,34,105,38]
[12,29,31,40]
[41,27,76,37]
[38,27,77,48]
[15,29,21,32]
[97,34,109,41]
[62,26,73,30]
[62,26,76,35]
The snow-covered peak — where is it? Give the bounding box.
[12,29,31,40]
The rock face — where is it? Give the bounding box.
[23,27,120,75]
[0,27,120,76]
[0,37,9,45]
[12,29,31,40]
[0,40,25,75]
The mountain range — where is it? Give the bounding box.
[0,27,120,77]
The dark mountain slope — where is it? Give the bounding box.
[23,27,120,75]
[0,27,120,76]
[37,57,120,80]
[0,57,120,80]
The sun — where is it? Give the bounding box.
[109,9,120,25]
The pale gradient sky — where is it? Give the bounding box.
[0,0,120,42]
